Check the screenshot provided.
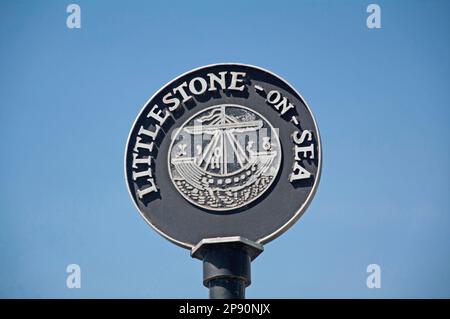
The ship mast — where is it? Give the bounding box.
[183,106,263,174]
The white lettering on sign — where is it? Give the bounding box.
[266,90,295,116]
[132,70,319,199]
[289,130,314,182]
[131,72,250,199]
[161,71,247,112]
[136,179,158,198]
[255,86,300,126]
[131,122,163,196]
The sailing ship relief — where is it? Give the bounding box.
[168,104,282,211]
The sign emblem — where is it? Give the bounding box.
[125,63,321,248]
[168,104,281,211]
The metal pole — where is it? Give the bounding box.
[191,237,263,299]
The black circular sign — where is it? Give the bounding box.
[125,63,321,249]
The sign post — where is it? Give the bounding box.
[192,237,263,299]
[124,63,321,298]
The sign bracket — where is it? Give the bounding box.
[191,237,263,299]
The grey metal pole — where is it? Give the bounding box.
[203,244,250,299]
[191,237,263,299]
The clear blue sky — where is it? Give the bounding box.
[0,0,449,298]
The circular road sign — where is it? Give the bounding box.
[125,63,321,249]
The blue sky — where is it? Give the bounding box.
[0,0,449,298]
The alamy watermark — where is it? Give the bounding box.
[366,4,381,29]
[66,4,81,29]
[66,264,81,289]
[366,263,381,289]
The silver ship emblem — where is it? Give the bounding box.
[168,104,282,211]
